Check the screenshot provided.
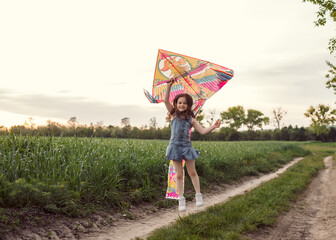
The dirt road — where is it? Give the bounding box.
[245,156,336,240]
[84,157,304,240]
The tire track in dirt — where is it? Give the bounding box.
[83,157,304,240]
[245,156,336,240]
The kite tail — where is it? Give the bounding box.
[143,89,159,103]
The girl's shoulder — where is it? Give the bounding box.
[191,117,202,127]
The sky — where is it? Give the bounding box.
[0,0,335,129]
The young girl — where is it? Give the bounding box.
[164,79,221,211]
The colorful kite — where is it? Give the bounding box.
[144,49,234,115]
[144,49,234,199]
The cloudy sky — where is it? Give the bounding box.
[0,0,335,129]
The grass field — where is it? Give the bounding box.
[0,135,310,217]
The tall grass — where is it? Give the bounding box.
[0,134,309,215]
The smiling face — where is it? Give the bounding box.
[176,96,188,112]
[172,93,194,119]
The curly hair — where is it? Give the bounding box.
[167,93,195,121]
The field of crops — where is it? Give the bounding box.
[0,135,310,216]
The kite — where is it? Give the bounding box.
[144,49,234,115]
[144,49,234,199]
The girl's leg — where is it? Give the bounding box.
[185,159,200,194]
[185,159,203,207]
[172,160,184,197]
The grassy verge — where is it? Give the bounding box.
[145,147,333,240]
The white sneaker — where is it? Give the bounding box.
[178,196,186,211]
[195,193,203,207]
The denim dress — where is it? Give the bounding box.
[166,116,200,161]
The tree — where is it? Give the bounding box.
[303,0,336,51]
[95,121,104,127]
[121,117,131,138]
[149,117,157,129]
[291,126,309,141]
[304,104,336,135]
[245,109,270,131]
[272,107,287,129]
[220,105,245,130]
[45,120,62,136]
[121,117,130,127]
[327,127,336,141]
[0,125,7,134]
[67,117,77,128]
[326,61,336,96]
[195,109,205,126]
[303,0,336,94]
[24,117,36,129]
[220,106,269,130]
[206,109,217,126]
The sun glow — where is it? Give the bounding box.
[0,111,67,129]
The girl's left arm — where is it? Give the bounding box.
[191,118,221,135]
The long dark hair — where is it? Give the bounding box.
[168,93,195,121]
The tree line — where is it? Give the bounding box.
[1,122,336,142]
[1,106,335,141]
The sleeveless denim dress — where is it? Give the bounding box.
[166,116,199,161]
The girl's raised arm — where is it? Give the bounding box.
[191,119,221,135]
[164,80,174,113]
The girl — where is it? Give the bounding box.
[164,79,221,211]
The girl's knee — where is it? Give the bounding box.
[176,173,184,180]
[188,170,198,178]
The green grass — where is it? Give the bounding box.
[300,142,336,155]
[0,134,309,216]
[145,145,334,240]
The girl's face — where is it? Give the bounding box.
[176,96,188,112]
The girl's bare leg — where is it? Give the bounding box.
[185,159,200,194]
[172,160,184,197]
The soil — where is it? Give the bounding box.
[245,156,336,240]
[2,156,335,240]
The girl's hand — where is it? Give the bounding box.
[213,120,221,129]
[167,78,177,87]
